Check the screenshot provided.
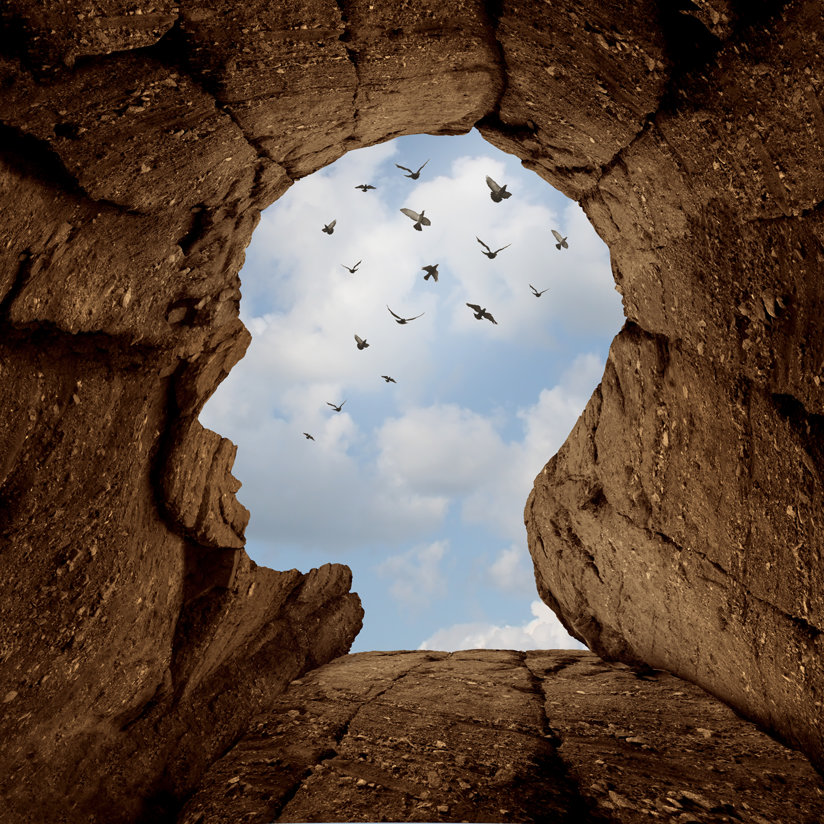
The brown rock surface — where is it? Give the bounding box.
[1,0,824,820]
[180,650,824,823]
[522,0,824,778]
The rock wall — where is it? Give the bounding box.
[1,0,823,820]
[518,0,824,776]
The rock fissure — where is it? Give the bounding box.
[179,651,824,822]
[614,506,824,641]
[0,250,31,322]
[476,5,511,124]
[331,3,362,134]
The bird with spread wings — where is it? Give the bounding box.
[476,237,511,259]
[466,303,498,324]
[400,208,431,231]
[395,159,429,179]
[387,306,425,325]
[485,176,512,202]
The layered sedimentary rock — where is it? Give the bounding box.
[1,0,824,821]
[181,650,824,823]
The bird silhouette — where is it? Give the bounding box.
[387,306,424,325]
[396,159,429,179]
[303,432,315,440]
[485,176,512,202]
[422,264,439,282]
[551,229,568,249]
[341,260,362,273]
[530,284,549,297]
[466,303,498,324]
[400,208,431,231]
[476,237,511,259]
[355,184,376,192]
[354,334,369,350]
[326,401,346,412]
[381,375,397,383]
[322,219,337,234]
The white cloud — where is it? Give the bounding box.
[377,541,449,612]
[462,351,607,541]
[418,600,584,651]
[376,403,508,496]
[488,545,536,596]
[202,385,448,550]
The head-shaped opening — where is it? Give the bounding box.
[200,128,623,651]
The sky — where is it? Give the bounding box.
[199,128,624,652]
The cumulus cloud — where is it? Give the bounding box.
[376,403,508,496]
[418,600,584,651]
[377,541,449,612]
[488,545,536,596]
[460,351,606,541]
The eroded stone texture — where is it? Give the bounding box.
[1,0,179,69]
[2,0,824,820]
[180,650,824,823]
[478,0,669,201]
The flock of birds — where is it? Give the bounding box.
[302,160,569,442]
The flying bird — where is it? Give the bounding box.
[303,432,315,440]
[341,260,362,273]
[476,237,511,259]
[322,219,336,234]
[466,303,498,324]
[485,176,512,202]
[421,264,439,282]
[400,208,431,231]
[354,334,369,350]
[395,159,429,179]
[381,375,397,383]
[530,284,549,297]
[355,184,376,192]
[552,229,568,249]
[387,306,424,325]
[326,401,346,412]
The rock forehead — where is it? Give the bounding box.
[1,0,824,821]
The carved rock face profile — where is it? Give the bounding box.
[1,1,824,821]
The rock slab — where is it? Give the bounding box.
[180,650,824,823]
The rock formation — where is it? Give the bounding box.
[0,0,823,821]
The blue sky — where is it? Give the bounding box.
[199,128,623,652]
